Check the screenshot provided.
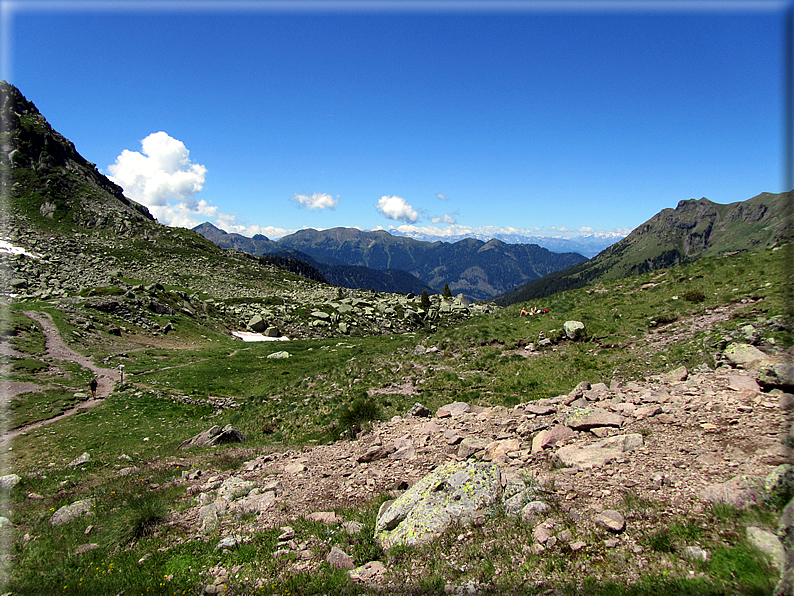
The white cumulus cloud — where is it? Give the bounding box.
[291,192,338,210]
[107,131,210,228]
[437,193,448,201]
[376,195,419,223]
[214,212,294,239]
[431,212,458,224]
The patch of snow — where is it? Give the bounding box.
[0,240,40,259]
[232,332,289,342]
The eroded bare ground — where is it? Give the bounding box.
[126,305,788,590]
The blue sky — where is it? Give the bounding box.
[4,1,790,241]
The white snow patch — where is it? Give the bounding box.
[0,240,40,259]
[232,332,289,342]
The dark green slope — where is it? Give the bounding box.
[496,192,793,306]
[1,80,157,236]
[262,249,438,295]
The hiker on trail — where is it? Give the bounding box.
[89,378,98,398]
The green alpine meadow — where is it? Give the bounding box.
[1,81,792,595]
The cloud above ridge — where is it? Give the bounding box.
[376,195,419,223]
[431,212,458,224]
[107,131,211,228]
[292,192,338,210]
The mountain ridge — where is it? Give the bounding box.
[193,223,588,301]
[496,191,793,305]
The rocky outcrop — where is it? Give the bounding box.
[179,425,246,449]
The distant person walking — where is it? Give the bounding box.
[89,378,98,398]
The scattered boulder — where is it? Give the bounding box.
[594,510,625,533]
[532,425,576,454]
[563,320,585,340]
[775,498,794,596]
[248,314,266,332]
[350,561,386,582]
[723,343,771,369]
[457,437,490,459]
[68,452,91,467]
[747,526,785,569]
[555,434,643,470]
[267,351,290,359]
[374,460,501,549]
[51,498,95,526]
[0,474,21,490]
[326,546,355,570]
[179,425,246,449]
[755,358,794,389]
[563,407,624,431]
[436,401,470,418]
[358,443,396,463]
[406,403,431,417]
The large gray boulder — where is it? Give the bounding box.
[179,425,246,449]
[723,343,771,369]
[374,460,501,549]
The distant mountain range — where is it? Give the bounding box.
[387,230,626,258]
[193,223,588,301]
[496,191,793,306]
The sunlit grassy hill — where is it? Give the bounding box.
[497,191,793,305]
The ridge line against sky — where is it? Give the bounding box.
[3,0,791,242]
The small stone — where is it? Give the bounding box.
[326,546,355,570]
[306,511,338,524]
[593,510,625,533]
[683,546,709,562]
[350,560,386,582]
[68,452,91,467]
[342,520,364,535]
[75,543,100,555]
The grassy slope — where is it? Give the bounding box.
[3,245,791,595]
[497,192,793,306]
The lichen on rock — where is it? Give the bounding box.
[374,460,502,549]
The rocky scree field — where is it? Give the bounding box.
[0,241,792,595]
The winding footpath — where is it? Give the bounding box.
[1,311,120,444]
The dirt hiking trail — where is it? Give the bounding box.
[1,311,120,444]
